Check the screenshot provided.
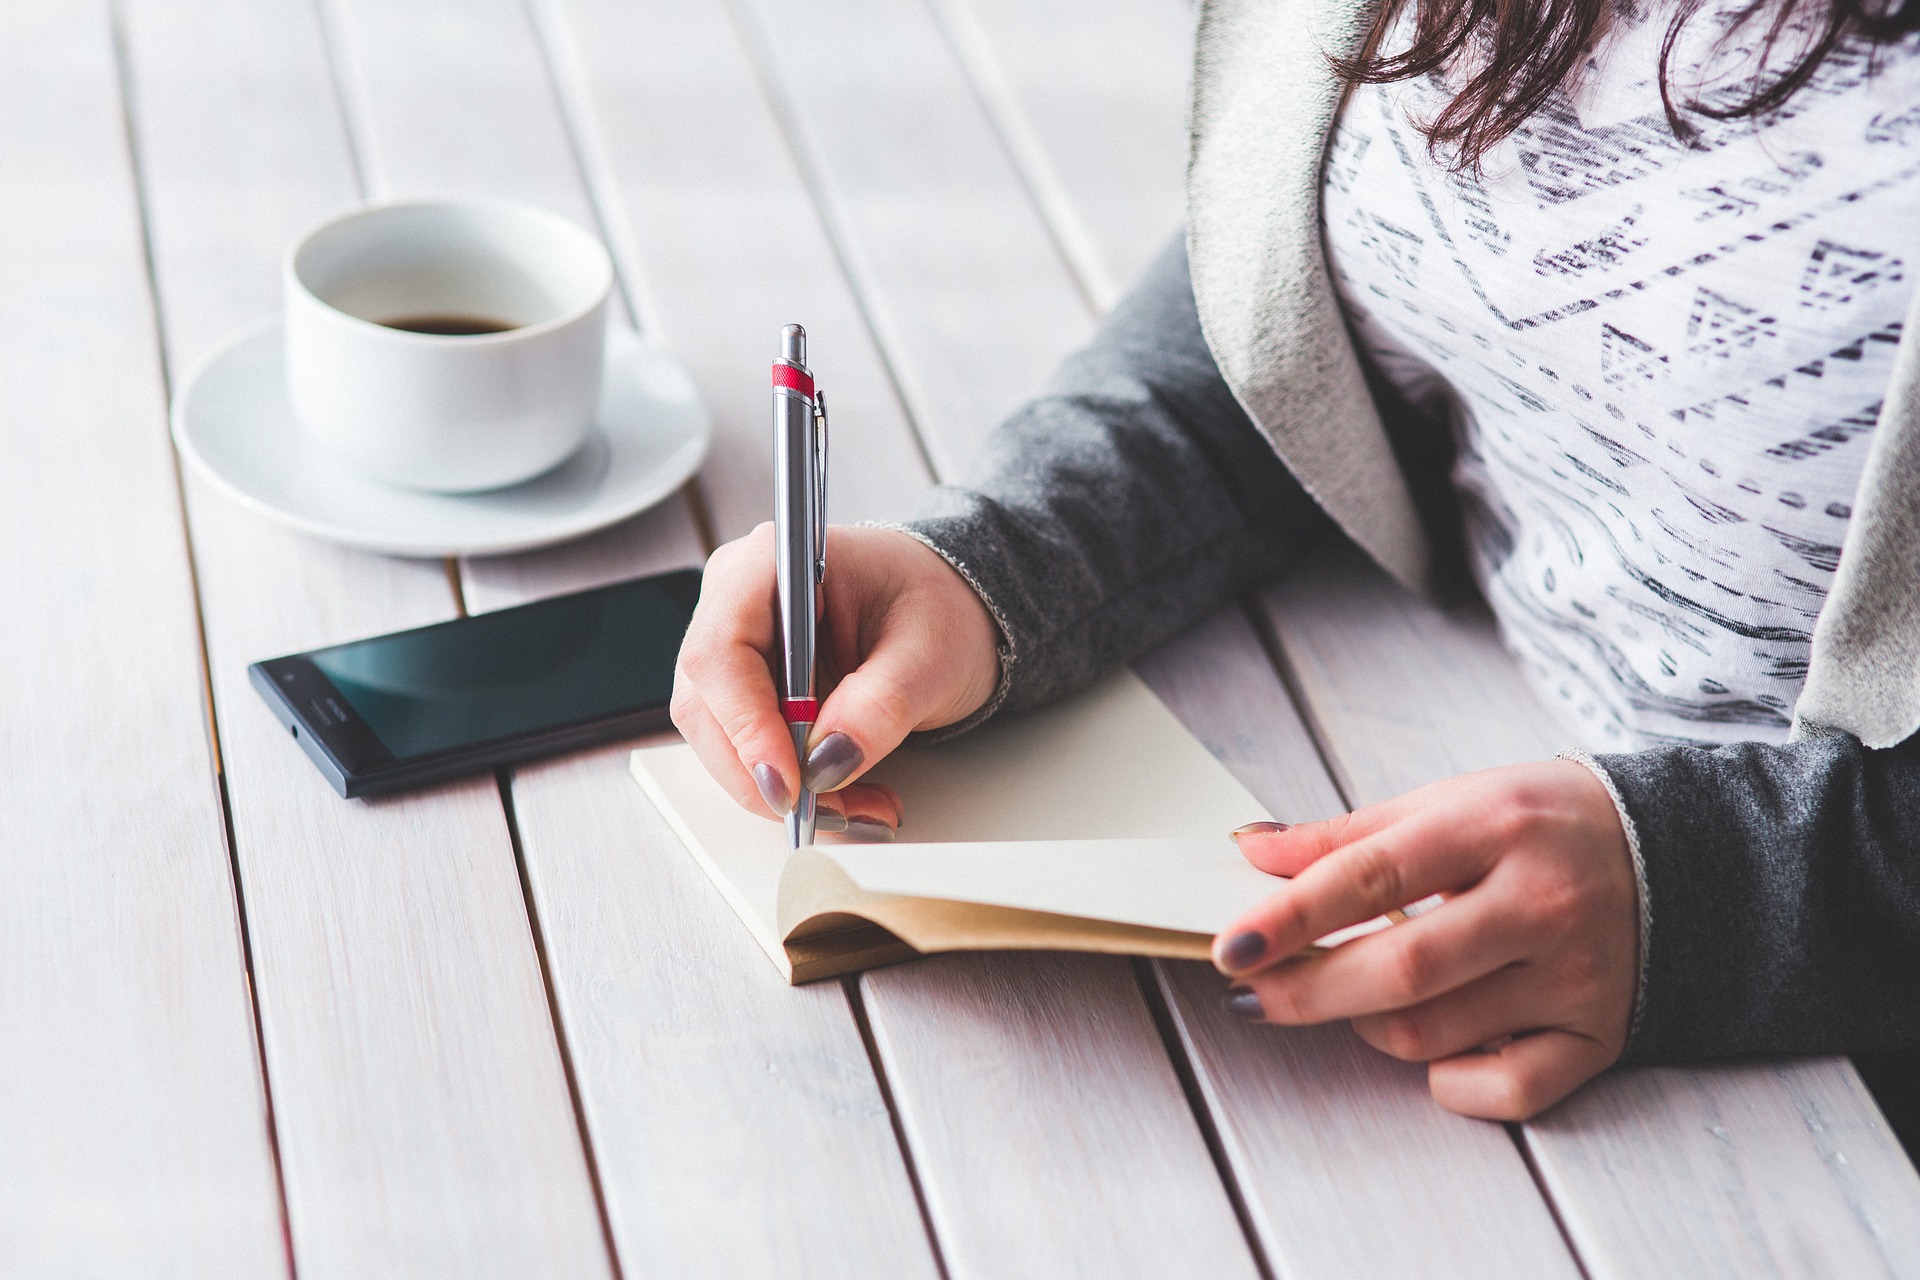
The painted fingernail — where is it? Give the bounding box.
[752,763,791,816]
[843,817,896,843]
[802,732,864,792]
[814,806,849,834]
[1231,821,1291,839]
[1224,987,1264,1021]
[1219,930,1268,971]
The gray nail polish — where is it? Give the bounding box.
[802,732,864,792]
[843,817,896,843]
[813,807,849,834]
[1223,988,1264,1021]
[752,763,791,816]
[1219,930,1268,971]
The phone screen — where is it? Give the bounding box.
[300,571,698,762]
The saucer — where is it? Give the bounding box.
[172,319,710,557]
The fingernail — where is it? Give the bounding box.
[1231,820,1291,839]
[1223,987,1264,1021]
[814,806,849,834]
[1218,930,1268,971]
[843,817,896,843]
[802,732,864,792]
[752,763,791,816]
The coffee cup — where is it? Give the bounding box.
[285,198,613,493]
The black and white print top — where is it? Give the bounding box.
[1323,3,1920,750]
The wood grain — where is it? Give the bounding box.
[574,0,1260,1271]
[531,0,937,537]
[119,0,609,1272]
[716,2,1593,1272]
[1260,540,1569,798]
[1157,967,1586,1279]
[925,0,1192,310]
[731,0,1096,480]
[1138,610,1583,1278]
[322,0,943,1269]
[508,744,942,1279]
[1533,1061,1920,1278]
[862,952,1261,1280]
[313,0,712,596]
[0,4,285,1272]
[1260,540,1920,1277]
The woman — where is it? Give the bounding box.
[673,0,1920,1120]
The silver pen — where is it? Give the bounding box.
[772,323,828,849]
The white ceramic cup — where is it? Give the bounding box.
[285,199,613,493]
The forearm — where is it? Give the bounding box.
[1592,731,1920,1062]
[898,236,1334,722]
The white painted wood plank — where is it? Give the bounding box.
[707,4,1271,1274]
[731,0,1097,480]
[913,0,1584,1258]
[0,4,285,1272]
[1137,614,1583,1279]
[714,1,1591,1270]
[530,0,937,538]
[315,0,595,225]
[1260,540,1920,1276]
[917,0,1920,1254]
[507,743,944,1279]
[313,0,712,591]
[118,0,609,1272]
[1130,607,1347,828]
[1159,969,1584,1279]
[926,0,1192,310]
[1533,1062,1920,1278]
[1261,540,1569,799]
[861,952,1260,1280]
[319,0,943,1269]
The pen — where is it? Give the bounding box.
[773,323,828,849]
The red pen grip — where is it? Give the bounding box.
[781,698,820,723]
[771,363,815,397]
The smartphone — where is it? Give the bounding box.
[251,568,701,797]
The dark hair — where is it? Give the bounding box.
[1336,0,1920,170]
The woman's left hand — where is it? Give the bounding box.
[1213,760,1639,1121]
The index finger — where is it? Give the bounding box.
[672,528,808,812]
[1216,809,1497,973]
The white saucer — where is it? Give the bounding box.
[172,319,710,557]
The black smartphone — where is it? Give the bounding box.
[251,568,701,798]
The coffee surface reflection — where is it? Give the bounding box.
[380,314,517,336]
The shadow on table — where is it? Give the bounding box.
[1855,1050,1920,1166]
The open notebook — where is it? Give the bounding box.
[631,669,1370,983]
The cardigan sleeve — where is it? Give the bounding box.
[1592,730,1920,1063]
[894,235,1336,722]
[901,234,1920,1067]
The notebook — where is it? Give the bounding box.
[630,668,1373,983]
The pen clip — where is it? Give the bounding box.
[812,390,829,582]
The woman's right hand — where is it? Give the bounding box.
[671,523,1002,838]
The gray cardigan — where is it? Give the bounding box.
[897,0,1920,1064]
[902,236,1920,1064]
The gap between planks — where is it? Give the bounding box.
[714,0,945,487]
[1131,958,1279,1280]
[496,773,627,1280]
[500,2,973,1272]
[109,2,297,1267]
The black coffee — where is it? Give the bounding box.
[380,314,517,336]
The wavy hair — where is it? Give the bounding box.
[1336,0,1920,170]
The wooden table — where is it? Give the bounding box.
[7,0,1918,1274]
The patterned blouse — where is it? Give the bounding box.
[1323,3,1920,749]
